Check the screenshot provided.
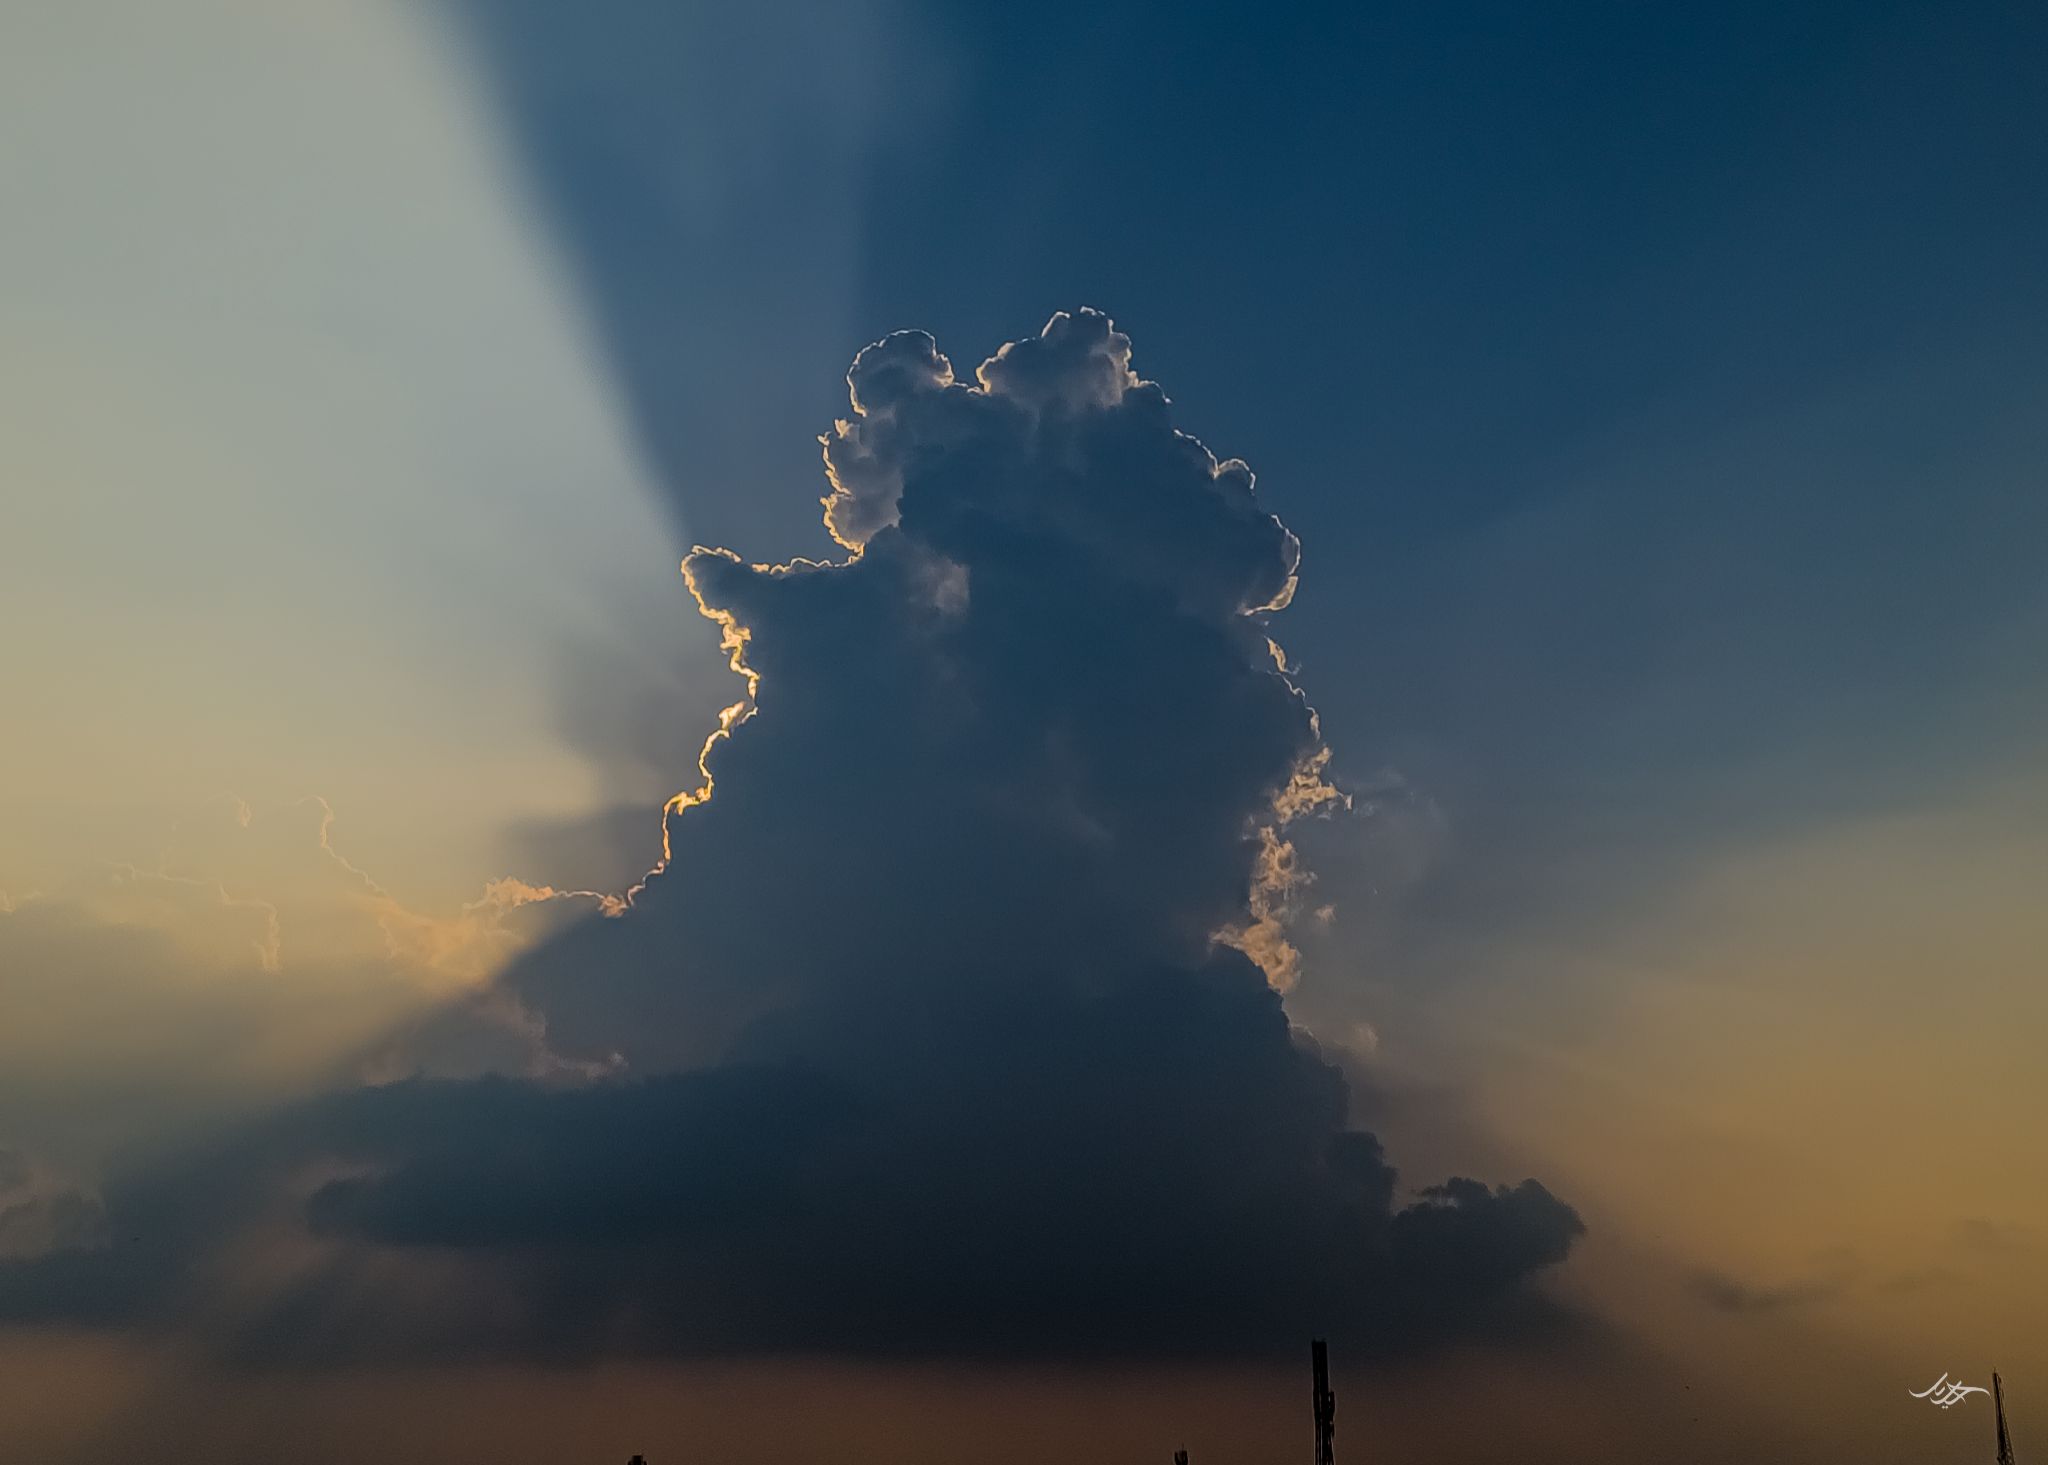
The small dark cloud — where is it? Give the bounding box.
[0,313,1581,1363]
[1876,1266,1960,1296]
[1688,1266,1850,1316]
[1949,1216,2037,1256]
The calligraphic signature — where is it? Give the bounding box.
[1910,1373,1989,1409]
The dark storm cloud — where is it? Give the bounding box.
[494,310,1325,1077]
[0,313,1580,1360]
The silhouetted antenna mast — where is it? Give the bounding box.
[1995,1372,2018,1465]
[1311,1339,1337,1465]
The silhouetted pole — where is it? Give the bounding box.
[1995,1373,2017,1465]
[1311,1339,1336,1465]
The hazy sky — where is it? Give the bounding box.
[2,3,2043,1462]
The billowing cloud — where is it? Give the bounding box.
[2,312,1579,1361]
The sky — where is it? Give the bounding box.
[1,3,2043,1462]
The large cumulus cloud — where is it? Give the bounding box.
[1,311,1579,1360]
